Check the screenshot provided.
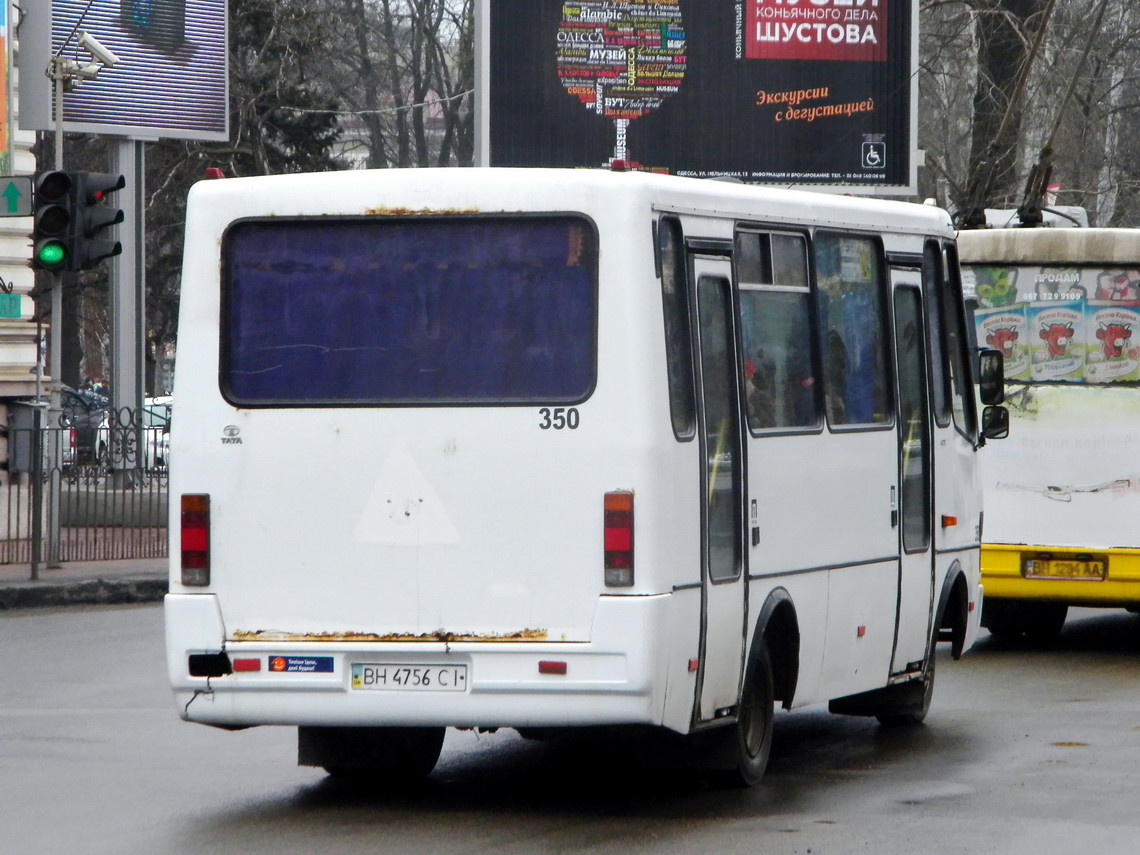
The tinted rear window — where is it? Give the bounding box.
[222,216,598,405]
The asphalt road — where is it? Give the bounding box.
[4,603,1140,855]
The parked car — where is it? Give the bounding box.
[59,386,109,465]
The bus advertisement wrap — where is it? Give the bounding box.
[964,263,1140,385]
[477,0,918,193]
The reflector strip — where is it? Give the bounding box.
[232,658,262,672]
[538,660,567,675]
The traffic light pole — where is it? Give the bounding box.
[43,61,68,570]
[110,140,144,489]
[51,61,63,386]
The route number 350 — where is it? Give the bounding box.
[538,407,580,430]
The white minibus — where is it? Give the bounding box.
[166,167,1004,785]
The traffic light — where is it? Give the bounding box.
[71,172,125,271]
[31,171,74,271]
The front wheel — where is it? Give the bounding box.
[983,600,1068,643]
[1023,603,1068,644]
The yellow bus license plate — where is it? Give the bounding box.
[1024,559,1106,580]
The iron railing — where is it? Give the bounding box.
[1,408,168,570]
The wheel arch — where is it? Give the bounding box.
[935,559,970,660]
[751,587,800,710]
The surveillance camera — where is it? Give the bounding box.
[78,31,120,67]
[76,62,103,81]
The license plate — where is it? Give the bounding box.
[351,663,468,692]
[1023,558,1106,580]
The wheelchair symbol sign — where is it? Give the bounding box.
[861,142,886,170]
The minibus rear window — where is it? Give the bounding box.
[221,215,598,405]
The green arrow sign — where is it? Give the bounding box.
[0,176,32,217]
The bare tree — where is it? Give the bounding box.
[920,0,1140,226]
[322,0,473,168]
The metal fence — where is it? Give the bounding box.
[1,408,168,568]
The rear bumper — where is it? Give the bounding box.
[981,544,1140,606]
[165,592,678,731]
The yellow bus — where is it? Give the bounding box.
[960,227,1140,641]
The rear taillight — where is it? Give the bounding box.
[604,491,634,587]
[181,493,211,586]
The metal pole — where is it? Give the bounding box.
[110,139,144,488]
[29,406,43,580]
[46,61,66,566]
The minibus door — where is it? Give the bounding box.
[691,255,747,722]
[890,274,935,673]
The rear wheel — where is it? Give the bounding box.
[725,640,775,787]
[299,726,445,781]
[876,642,935,727]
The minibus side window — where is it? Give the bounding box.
[813,233,892,427]
[735,230,819,431]
[924,240,952,428]
[943,243,979,439]
[659,216,696,439]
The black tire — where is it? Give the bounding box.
[1023,603,1068,644]
[876,643,935,727]
[300,726,445,781]
[983,600,1068,643]
[982,600,1026,641]
[726,640,775,787]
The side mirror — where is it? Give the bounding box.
[978,348,1005,405]
[981,405,1009,440]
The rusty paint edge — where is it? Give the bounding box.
[363,206,480,216]
[231,627,549,643]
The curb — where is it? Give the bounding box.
[0,577,168,610]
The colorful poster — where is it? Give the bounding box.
[484,0,917,191]
[1085,301,1140,383]
[968,263,1140,385]
[975,306,1029,381]
[556,2,687,163]
[1027,302,1084,383]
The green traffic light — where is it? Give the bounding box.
[36,240,66,269]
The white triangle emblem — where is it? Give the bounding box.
[354,441,459,545]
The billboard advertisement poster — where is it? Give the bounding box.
[478,0,917,193]
[18,0,228,142]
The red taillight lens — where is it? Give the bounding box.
[181,493,211,586]
[604,491,634,587]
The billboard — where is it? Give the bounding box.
[477,0,917,193]
[18,0,228,142]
